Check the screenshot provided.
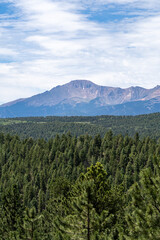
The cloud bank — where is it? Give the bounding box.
[0,0,160,103]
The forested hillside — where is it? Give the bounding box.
[0,131,160,239]
[0,112,160,139]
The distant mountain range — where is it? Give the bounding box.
[0,80,160,117]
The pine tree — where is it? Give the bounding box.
[65,180,97,240]
[125,158,160,240]
[23,207,43,240]
[0,184,24,239]
[58,162,124,240]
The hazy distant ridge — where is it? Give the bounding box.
[0,80,160,117]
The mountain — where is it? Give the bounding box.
[0,80,160,117]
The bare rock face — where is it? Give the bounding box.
[12,80,160,106]
[0,80,160,117]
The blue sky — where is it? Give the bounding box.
[0,0,160,104]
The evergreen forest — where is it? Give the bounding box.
[0,129,160,239]
[1,112,160,140]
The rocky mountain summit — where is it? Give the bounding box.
[0,80,160,117]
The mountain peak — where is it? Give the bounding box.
[1,80,160,117]
[67,79,98,88]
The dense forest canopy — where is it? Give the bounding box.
[0,112,160,139]
[0,130,160,239]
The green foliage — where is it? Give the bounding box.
[58,163,125,240]
[0,131,160,238]
[125,159,160,240]
[23,207,43,240]
[0,184,24,239]
[1,113,160,140]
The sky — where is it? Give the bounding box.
[0,0,160,104]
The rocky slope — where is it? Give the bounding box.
[0,80,160,117]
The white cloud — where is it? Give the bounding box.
[79,0,160,9]
[0,48,18,56]
[0,0,160,103]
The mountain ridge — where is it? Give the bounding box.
[0,80,160,117]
